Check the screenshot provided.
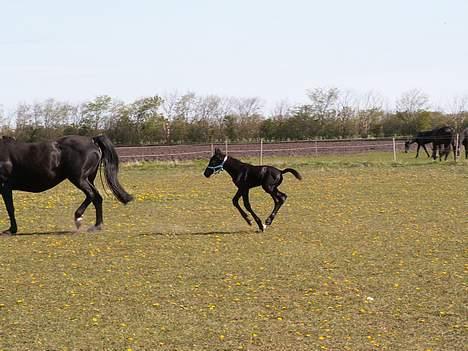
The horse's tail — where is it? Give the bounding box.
[281,168,302,180]
[93,135,133,204]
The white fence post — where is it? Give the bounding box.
[455,133,459,162]
[210,143,214,156]
[260,138,263,165]
[392,137,397,162]
[315,140,318,157]
[225,139,228,155]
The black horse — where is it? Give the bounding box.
[0,135,133,234]
[459,128,468,159]
[431,126,456,161]
[404,130,433,158]
[204,148,302,232]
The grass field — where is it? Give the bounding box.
[0,153,466,350]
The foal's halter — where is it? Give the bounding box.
[208,155,228,175]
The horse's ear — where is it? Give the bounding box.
[214,148,222,155]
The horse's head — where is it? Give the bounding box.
[204,148,227,178]
[404,140,411,153]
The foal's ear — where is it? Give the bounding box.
[214,147,222,155]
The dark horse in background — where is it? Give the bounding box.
[404,130,433,158]
[0,135,133,234]
[430,126,456,161]
[458,128,468,159]
[204,148,302,232]
[405,126,455,161]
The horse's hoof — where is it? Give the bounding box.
[265,218,272,226]
[87,225,103,232]
[1,230,14,236]
[75,217,83,230]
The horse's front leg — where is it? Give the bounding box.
[1,186,17,234]
[232,189,252,226]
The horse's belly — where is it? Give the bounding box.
[11,175,66,193]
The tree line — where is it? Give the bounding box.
[1,88,467,145]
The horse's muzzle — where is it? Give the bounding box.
[203,168,213,178]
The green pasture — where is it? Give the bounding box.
[0,153,466,350]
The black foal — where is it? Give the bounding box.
[204,148,302,232]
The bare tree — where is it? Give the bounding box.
[447,95,468,130]
[357,91,384,137]
[395,89,430,132]
[306,87,340,122]
[269,99,292,120]
[396,89,429,113]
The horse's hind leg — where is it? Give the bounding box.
[265,186,287,226]
[242,190,264,232]
[422,144,430,157]
[70,178,103,232]
[74,198,91,230]
[432,144,438,160]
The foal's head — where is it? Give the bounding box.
[204,148,227,178]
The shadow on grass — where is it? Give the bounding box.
[139,229,256,237]
[3,230,77,237]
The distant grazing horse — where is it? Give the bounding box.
[204,148,302,232]
[431,126,456,161]
[0,135,133,234]
[404,130,433,158]
[458,128,468,159]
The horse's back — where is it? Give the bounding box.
[4,135,99,192]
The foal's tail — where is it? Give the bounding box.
[281,168,302,180]
[93,135,133,204]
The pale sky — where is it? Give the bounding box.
[1,0,467,112]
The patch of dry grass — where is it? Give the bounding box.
[0,153,466,350]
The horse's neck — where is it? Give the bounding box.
[224,156,244,178]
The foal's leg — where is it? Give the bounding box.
[242,190,265,232]
[264,187,287,226]
[232,189,252,226]
[415,144,420,158]
[1,186,17,234]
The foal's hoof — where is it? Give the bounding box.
[87,225,103,232]
[265,218,272,226]
[257,224,267,233]
[75,217,83,230]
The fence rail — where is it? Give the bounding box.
[116,138,411,162]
